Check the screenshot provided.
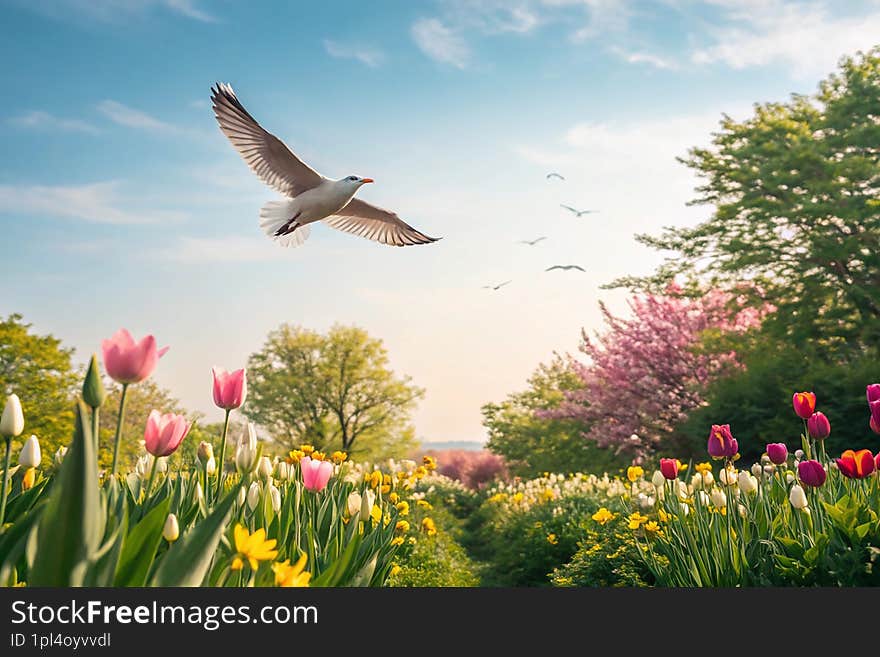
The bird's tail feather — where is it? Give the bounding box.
[259,200,310,248]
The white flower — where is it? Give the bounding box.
[751,463,763,478]
[785,472,795,484]
[651,470,665,488]
[347,491,362,517]
[237,486,246,507]
[256,455,273,481]
[737,504,747,518]
[194,481,204,504]
[698,490,710,507]
[206,456,217,476]
[360,489,376,519]
[789,484,808,510]
[53,446,67,467]
[269,484,281,513]
[162,513,179,542]
[794,449,805,460]
[737,471,758,495]
[19,435,41,468]
[690,473,703,490]
[247,481,261,511]
[701,471,715,487]
[676,480,689,500]
[710,489,727,508]
[0,394,24,437]
[235,423,259,475]
[275,461,290,481]
[719,467,737,486]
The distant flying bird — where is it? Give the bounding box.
[483,280,512,291]
[546,172,565,181]
[211,83,439,248]
[560,204,598,217]
[518,236,548,246]
[545,265,586,273]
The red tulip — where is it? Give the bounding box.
[212,367,247,410]
[659,458,679,480]
[144,410,190,457]
[866,384,880,404]
[835,449,875,479]
[765,443,788,465]
[707,424,738,458]
[792,392,816,420]
[797,460,826,487]
[807,412,830,440]
[102,329,168,384]
[875,452,880,471]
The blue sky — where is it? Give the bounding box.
[2,0,879,443]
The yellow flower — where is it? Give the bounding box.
[383,513,391,527]
[299,444,314,456]
[22,467,36,491]
[644,521,661,534]
[395,520,410,533]
[677,460,688,472]
[534,521,543,528]
[626,466,644,483]
[272,553,311,587]
[311,451,326,461]
[658,508,670,523]
[380,484,391,495]
[591,507,616,525]
[695,462,712,474]
[230,524,278,571]
[422,455,437,471]
[488,493,506,504]
[389,564,402,577]
[512,492,524,504]
[367,470,382,489]
[628,512,648,530]
[414,466,428,479]
[416,499,433,510]
[330,451,347,464]
[286,450,305,464]
[389,492,400,504]
[421,517,437,536]
[395,501,409,517]
[408,536,417,545]
[541,488,555,502]
[391,536,405,547]
[546,533,559,545]
[370,504,382,524]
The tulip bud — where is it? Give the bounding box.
[53,446,67,468]
[707,424,738,458]
[797,460,826,487]
[690,473,703,490]
[659,458,678,480]
[701,470,714,488]
[275,461,290,481]
[247,481,261,511]
[163,513,180,542]
[82,354,106,409]
[737,470,758,495]
[360,489,376,519]
[22,467,36,491]
[269,484,281,513]
[193,481,204,504]
[765,443,788,466]
[807,412,830,440]
[751,463,763,479]
[676,480,688,500]
[710,489,726,508]
[789,484,808,510]
[792,392,816,419]
[235,423,259,475]
[257,456,273,482]
[18,435,41,469]
[794,449,804,460]
[737,504,747,518]
[237,486,246,507]
[347,491,362,517]
[206,456,216,476]
[867,383,880,404]
[719,467,737,486]
[197,441,214,467]
[785,472,795,484]
[651,470,665,488]
[698,490,710,507]
[1,394,24,437]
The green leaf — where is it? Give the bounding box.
[115,497,170,586]
[28,401,104,586]
[149,488,236,587]
[84,513,127,586]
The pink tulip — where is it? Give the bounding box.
[872,416,880,435]
[144,410,190,457]
[212,367,247,410]
[102,329,169,384]
[870,400,880,432]
[765,443,788,465]
[866,384,880,404]
[797,460,826,487]
[807,412,830,440]
[300,456,333,492]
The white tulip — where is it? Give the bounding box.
[690,473,703,490]
[681,503,690,516]
[698,490,710,507]
[347,491,362,517]
[275,461,290,481]
[763,465,775,477]
[206,456,216,476]
[738,504,747,518]
[789,484,808,510]
[785,472,795,484]
[235,423,259,475]
[247,481,261,511]
[738,471,758,495]
[237,486,246,507]
[702,471,715,487]
[257,456,273,481]
[19,435,41,468]
[194,481,204,504]
[719,467,737,486]
[162,513,179,542]
[53,445,67,468]
[651,470,665,488]
[710,489,727,508]
[269,484,281,513]
[0,394,24,437]
[360,489,376,519]
[676,480,689,500]
[156,457,168,474]
[794,449,805,460]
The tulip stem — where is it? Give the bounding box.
[110,383,129,477]
[216,408,231,502]
[203,460,211,507]
[91,407,100,453]
[144,455,159,502]
[0,437,11,526]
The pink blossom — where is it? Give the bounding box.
[102,329,169,384]
[212,367,247,410]
[144,410,190,457]
[300,456,333,492]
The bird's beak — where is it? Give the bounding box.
[361,178,374,184]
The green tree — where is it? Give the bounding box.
[0,314,77,457]
[482,356,626,477]
[613,48,880,352]
[247,324,423,459]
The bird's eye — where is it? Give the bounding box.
[349,176,358,181]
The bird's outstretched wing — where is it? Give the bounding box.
[546,172,565,180]
[560,204,579,214]
[211,83,324,197]
[571,265,586,272]
[497,280,512,288]
[324,199,439,247]
[545,266,562,272]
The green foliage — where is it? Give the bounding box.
[483,357,626,477]
[0,314,77,457]
[247,324,423,459]
[552,515,655,587]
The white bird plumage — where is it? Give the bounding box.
[211,83,439,248]
[560,204,598,217]
[545,265,586,272]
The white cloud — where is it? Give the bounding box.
[97,100,176,133]
[613,48,677,69]
[8,110,99,134]
[17,0,216,23]
[167,235,291,263]
[323,39,385,67]
[163,0,215,22]
[0,181,187,225]
[692,0,880,77]
[411,18,471,68]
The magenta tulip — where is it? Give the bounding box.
[102,329,169,384]
[866,384,880,404]
[806,412,830,440]
[870,400,880,431]
[792,392,816,420]
[144,410,190,457]
[765,443,788,465]
[872,416,880,435]
[659,458,679,480]
[212,367,247,410]
[300,456,333,492]
[707,424,738,458]
[797,460,826,487]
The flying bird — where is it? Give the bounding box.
[545,265,586,273]
[211,83,439,248]
[546,172,565,181]
[560,204,598,217]
[483,280,512,291]
[518,237,547,246]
